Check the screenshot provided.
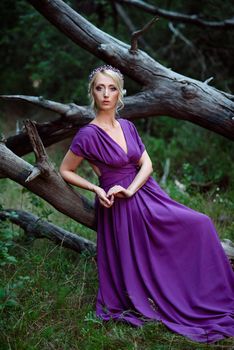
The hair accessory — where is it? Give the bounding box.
[88,64,124,82]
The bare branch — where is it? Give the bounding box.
[130,16,159,54]
[168,22,194,48]
[0,94,77,115]
[0,143,96,229]
[204,77,214,85]
[2,83,234,161]
[25,167,41,183]
[22,0,234,140]
[24,120,48,161]
[114,2,152,53]
[115,0,234,30]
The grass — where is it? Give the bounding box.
[0,119,234,349]
[1,238,234,349]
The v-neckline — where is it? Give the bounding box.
[87,118,128,156]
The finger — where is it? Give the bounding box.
[101,195,111,205]
[107,193,115,200]
[100,197,112,207]
[99,199,109,207]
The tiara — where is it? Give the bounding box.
[88,64,124,81]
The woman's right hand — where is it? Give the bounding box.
[94,186,114,208]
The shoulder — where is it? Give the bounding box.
[70,123,97,158]
[73,123,97,139]
[120,118,138,133]
[119,118,135,128]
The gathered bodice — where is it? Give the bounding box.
[98,163,139,188]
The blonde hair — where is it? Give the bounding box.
[88,68,126,114]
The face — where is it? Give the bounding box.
[92,72,119,112]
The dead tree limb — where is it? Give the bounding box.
[23,119,57,182]
[115,0,234,30]
[0,209,96,254]
[22,0,234,140]
[1,209,233,264]
[0,95,94,156]
[0,141,96,230]
[114,2,152,53]
[1,86,234,160]
[130,16,159,54]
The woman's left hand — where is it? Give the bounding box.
[107,185,133,199]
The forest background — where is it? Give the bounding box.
[0,0,234,349]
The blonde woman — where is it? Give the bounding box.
[60,65,234,344]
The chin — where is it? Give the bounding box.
[100,105,114,111]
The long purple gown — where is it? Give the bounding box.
[70,117,234,343]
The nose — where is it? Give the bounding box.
[104,88,109,97]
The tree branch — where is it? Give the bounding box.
[115,0,234,30]
[0,142,96,230]
[2,83,234,160]
[24,119,52,181]
[130,16,159,54]
[23,0,234,141]
[114,2,152,53]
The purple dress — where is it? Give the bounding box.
[70,117,234,343]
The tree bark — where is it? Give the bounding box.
[0,123,96,230]
[23,0,234,140]
[0,209,96,254]
[1,209,233,267]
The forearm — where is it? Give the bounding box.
[60,170,99,193]
[127,162,153,195]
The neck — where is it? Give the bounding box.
[95,110,117,127]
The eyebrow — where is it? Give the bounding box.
[95,83,116,87]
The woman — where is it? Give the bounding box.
[59,65,234,344]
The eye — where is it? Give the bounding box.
[111,87,117,91]
[95,86,102,91]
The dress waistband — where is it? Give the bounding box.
[99,164,138,188]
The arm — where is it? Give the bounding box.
[59,150,97,192]
[106,150,153,199]
[59,150,113,207]
[127,150,153,195]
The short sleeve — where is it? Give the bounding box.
[69,129,87,158]
[128,120,146,154]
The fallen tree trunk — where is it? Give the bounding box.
[23,0,234,140]
[0,209,234,263]
[0,209,233,268]
[1,87,234,159]
[0,209,96,254]
[0,121,96,229]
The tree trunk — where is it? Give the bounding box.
[21,0,234,140]
[0,121,96,229]
[0,209,96,254]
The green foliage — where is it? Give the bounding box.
[1,0,233,100]
[0,207,33,318]
[0,209,19,267]
[0,0,97,102]
[0,276,31,311]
